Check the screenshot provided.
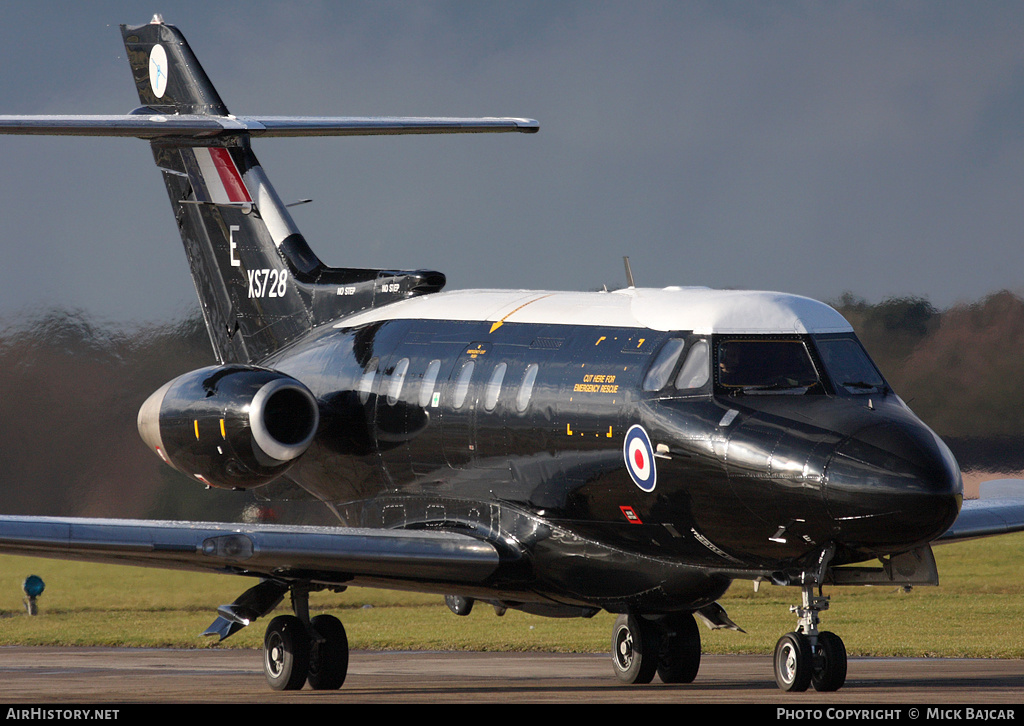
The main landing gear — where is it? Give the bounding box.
[611,612,701,685]
[262,587,350,691]
[608,575,847,691]
[773,583,847,692]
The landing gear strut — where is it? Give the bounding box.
[773,582,847,692]
[611,612,701,685]
[262,586,350,691]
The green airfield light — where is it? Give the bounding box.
[22,575,44,616]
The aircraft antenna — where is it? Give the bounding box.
[623,256,636,288]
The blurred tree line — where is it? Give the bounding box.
[2,291,1023,517]
[0,309,243,519]
[831,290,1024,470]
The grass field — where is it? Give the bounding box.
[1,531,1022,657]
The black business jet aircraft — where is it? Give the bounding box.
[1,16,1023,694]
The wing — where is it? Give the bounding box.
[0,515,498,585]
[935,479,1024,543]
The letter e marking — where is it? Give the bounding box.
[230,225,241,267]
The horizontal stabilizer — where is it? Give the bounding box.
[0,114,539,138]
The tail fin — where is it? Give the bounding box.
[122,16,228,116]
[121,18,446,364]
[0,16,534,364]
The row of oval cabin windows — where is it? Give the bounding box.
[362,338,709,414]
[360,358,541,413]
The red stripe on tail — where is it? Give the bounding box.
[208,147,252,203]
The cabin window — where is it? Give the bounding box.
[675,339,710,390]
[453,360,475,409]
[483,362,507,411]
[386,358,410,406]
[717,339,820,394]
[814,336,886,395]
[517,363,539,412]
[358,356,379,404]
[419,359,441,407]
[643,338,685,391]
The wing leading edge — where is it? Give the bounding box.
[936,480,1024,543]
[0,515,499,585]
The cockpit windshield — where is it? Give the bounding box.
[814,335,887,395]
[717,339,820,394]
[713,335,887,396]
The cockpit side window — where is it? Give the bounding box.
[643,338,685,391]
[814,335,887,395]
[716,339,821,394]
[675,339,710,390]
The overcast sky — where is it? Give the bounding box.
[1,1,1023,323]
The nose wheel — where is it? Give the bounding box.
[811,630,848,692]
[774,631,812,691]
[773,583,847,692]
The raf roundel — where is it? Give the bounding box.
[624,424,657,492]
[149,44,168,99]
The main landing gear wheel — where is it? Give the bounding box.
[611,614,660,684]
[264,615,310,691]
[306,614,349,690]
[774,631,813,692]
[656,612,701,684]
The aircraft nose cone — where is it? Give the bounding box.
[824,420,962,552]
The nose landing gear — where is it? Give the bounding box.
[773,582,847,692]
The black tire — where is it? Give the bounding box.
[811,631,847,692]
[445,595,474,616]
[774,631,812,692]
[307,614,349,691]
[656,612,701,684]
[264,615,310,691]
[611,614,660,684]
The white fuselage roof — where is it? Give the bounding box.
[334,287,854,335]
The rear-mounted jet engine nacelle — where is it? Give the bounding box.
[138,365,320,490]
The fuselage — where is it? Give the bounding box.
[249,286,962,612]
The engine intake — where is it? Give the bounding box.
[138,365,319,490]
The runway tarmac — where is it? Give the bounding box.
[0,648,1020,703]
